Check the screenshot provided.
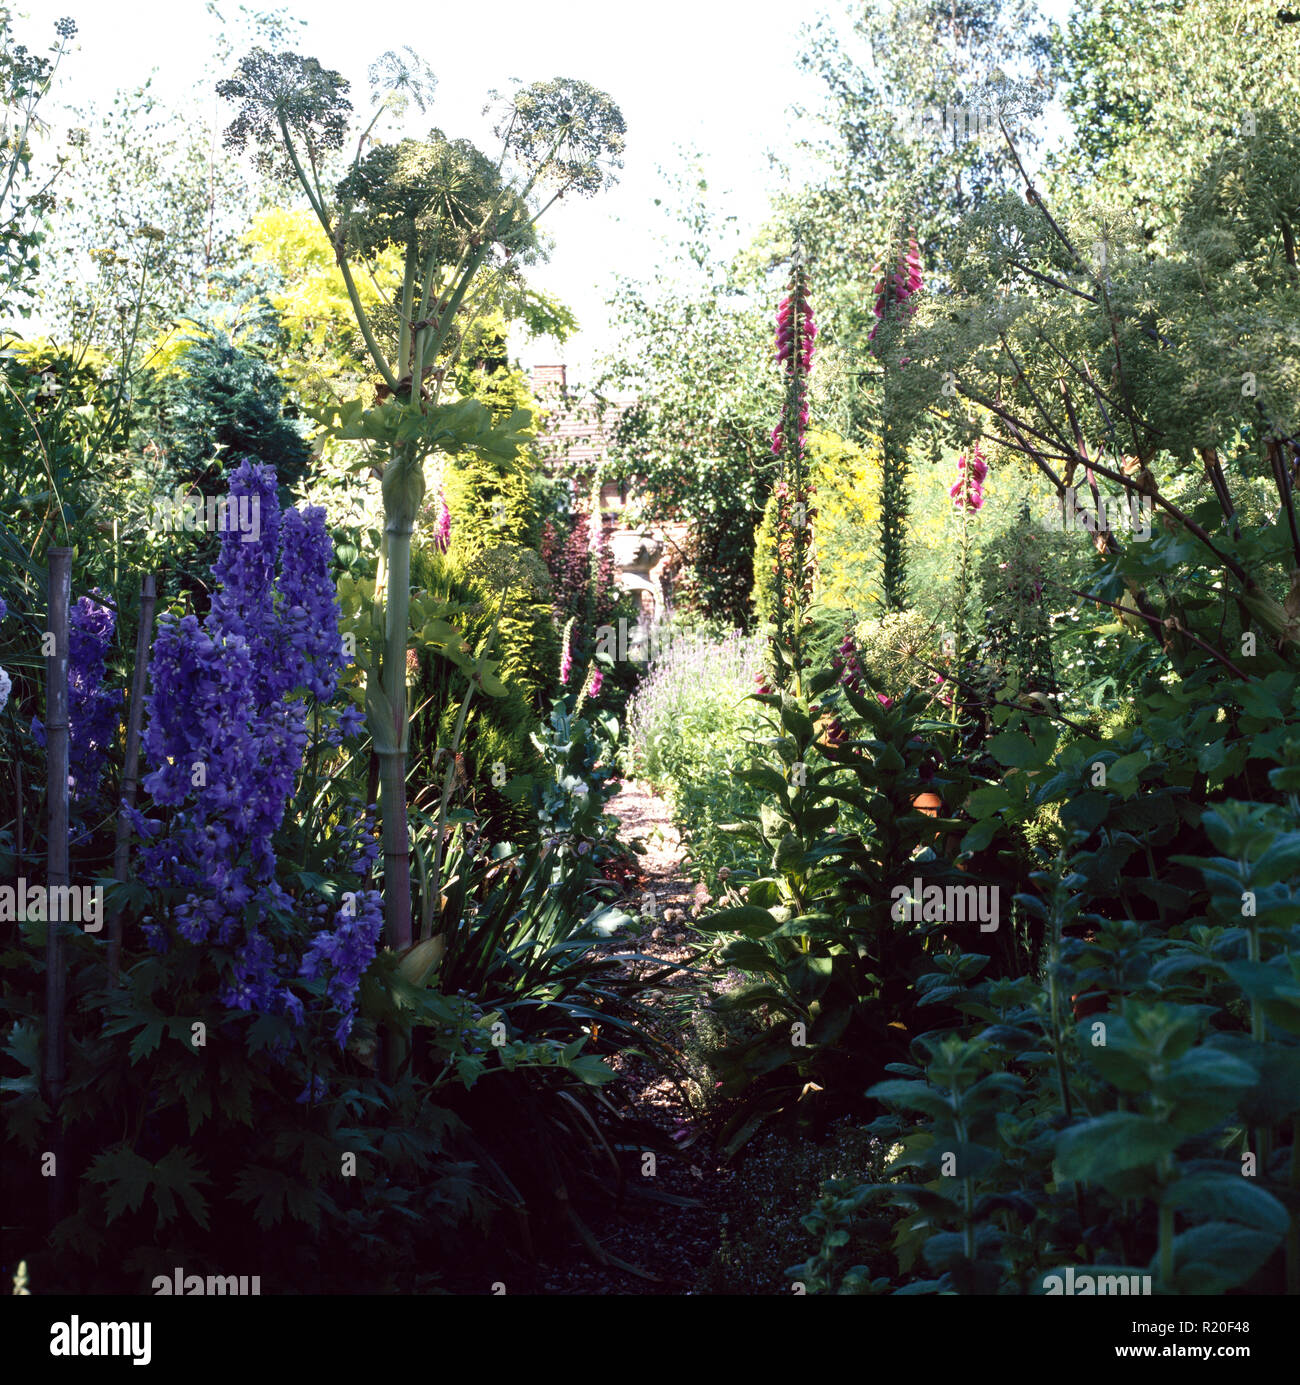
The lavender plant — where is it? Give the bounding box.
[625,627,766,788]
[624,626,768,881]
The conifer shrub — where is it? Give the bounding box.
[141,315,313,492]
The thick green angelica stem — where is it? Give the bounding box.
[376,448,425,950]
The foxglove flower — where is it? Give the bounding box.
[775,292,816,371]
[868,229,923,345]
[952,442,988,513]
[832,633,865,694]
[433,491,451,553]
[559,618,574,685]
[770,263,818,666]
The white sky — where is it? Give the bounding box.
[22,0,1073,383]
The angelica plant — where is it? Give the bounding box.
[217,50,624,947]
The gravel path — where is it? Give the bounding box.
[534,778,724,1294]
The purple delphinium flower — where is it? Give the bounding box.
[296,1074,328,1104]
[134,610,305,936]
[320,800,380,878]
[299,889,384,1046]
[34,595,124,806]
[208,460,281,681]
[134,458,374,1037]
[323,699,367,747]
[277,504,348,701]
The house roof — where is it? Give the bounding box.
[530,365,636,472]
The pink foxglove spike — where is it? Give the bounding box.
[905,234,923,295]
[433,492,451,553]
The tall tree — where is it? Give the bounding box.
[0,6,77,324]
[599,168,777,626]
[782,0,1055,345]
[1043,0,1300,254]
[770,0,1055,608]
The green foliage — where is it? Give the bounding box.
[754,427,885,624]
[440,363,541,555]
[785,651,1300,1293]
[40,5,289,343]
[600,169,778,626]
[437,543,558,709]
[140,309,313,489]
[531,697,622,856]
[337,552,550,840]
[807,429,884,614]
[882,114,1300,697]
[779,0,1055,420]
[0,8,77,319]
[970,510,1059,700]
[1045,0,1300,253]
[0,913,634,1290]
[394,751,672,1273]
[695,672,988,1156]
[752,487,781,630]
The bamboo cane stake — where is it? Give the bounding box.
[43,546,71,1229]
[109,573,157,982]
